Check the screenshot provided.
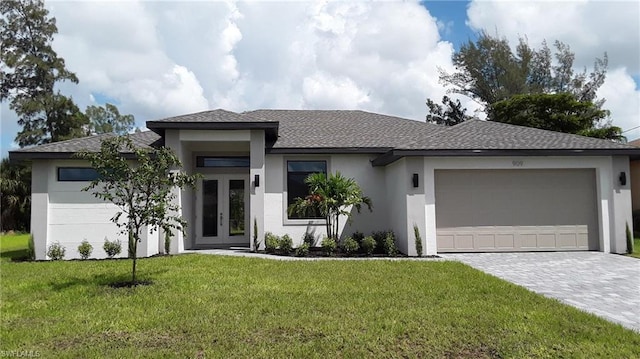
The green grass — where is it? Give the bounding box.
[1,235,639,358]
[0,233,30,262]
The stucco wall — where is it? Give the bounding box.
[39,159,127,260]
[263,153,388,246]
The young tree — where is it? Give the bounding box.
[426,95,474,126]
[288,172,372,241]
[85,103,135,135]
[80,136,198,285]
[1,0,87,146]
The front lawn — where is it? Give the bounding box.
[629,237,640,259]
[0,233,30,262]
[1,238,639,358]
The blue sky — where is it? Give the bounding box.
[1,0,639,159]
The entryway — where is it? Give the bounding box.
[195,174,249,247]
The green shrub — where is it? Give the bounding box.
[342,237,359,256]
[361,236,376,255]
[372,231,388,253]
[103,238,122,259]
[302,232,317,247]
[164,231,172,255]
[77,240,93,259]
[265,232,279,254]
[413,224,423,257]
[352,231,365,244]
[295,243,310,257]
[321,237,337,256]
[279,234,293,255]
[47,242,66,260]
[253,218,261,252]
[26,234,35,261]
[383,232,398,257]
[626,222,634,255]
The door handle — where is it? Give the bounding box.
[220,212,223,226]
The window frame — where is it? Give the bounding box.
[283,158,329,224]
[196,156,250,168]
[57,167,100,182]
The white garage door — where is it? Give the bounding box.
[435,169,599,252]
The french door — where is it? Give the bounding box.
[196,175,249,246]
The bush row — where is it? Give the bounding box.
[45,237,123,260]
[262,230,399,257]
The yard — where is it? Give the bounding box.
[1,234,639,358]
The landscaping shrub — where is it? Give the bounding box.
[383,232,398,257]
[361,236,376,255]
[26,234,35,261]
[279,234,293,255]
[103,238,122,259]
[321,237,337,256]
[342,237,359,256]
[626,222,634,254]
[295,243,310,257]
[264,232,279,254]
[413,224,423,257]
[302,232,317,247]
[352,231,365,245]
[372,231,388,253]
[77,240,93,259]
[253,218,260,252]
[164,231,172,255]
[46,242,66,260]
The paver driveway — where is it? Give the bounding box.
[441,252,640,332]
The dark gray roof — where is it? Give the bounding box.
[9,131,162,160]
[402,119,635,150]
[149,109,274,124]
[10,109,640,162]
[245,109,445,150]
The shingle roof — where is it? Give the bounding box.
[245,109,445,149]
[9,109,639,161]
[149,109,274,124]
[9,131,162,159]
[630,139,640,147]
[402,119,635,150]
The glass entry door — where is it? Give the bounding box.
[196,175,249,246]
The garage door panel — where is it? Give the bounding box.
[435,169,598,252]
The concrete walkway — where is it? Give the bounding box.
[440,252,640,332]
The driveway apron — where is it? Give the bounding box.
[441,252,640,332]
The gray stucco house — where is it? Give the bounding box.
[9,109,640,259]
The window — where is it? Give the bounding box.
[287,160,327,219]
[57,167,100,182]
[196,156,250,168]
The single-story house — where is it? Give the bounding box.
[9,109,640,259]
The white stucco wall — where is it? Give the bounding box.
[39,159,127,260]
[263,153,388,246]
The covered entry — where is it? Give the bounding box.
[435,169,599,252]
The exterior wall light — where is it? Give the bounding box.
[619,172,626,186]
[412,173,419,188]
[255,174,260,187]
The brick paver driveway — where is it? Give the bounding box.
[441,252,640,332]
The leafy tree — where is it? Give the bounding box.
[79,136,198,285]
[426,95,474,126]
[85,103,135,135]
[1,0,87,146]
[0,157,31,231]
[428,32,621,140]
[491,93,623,140]
[288,172,372,241]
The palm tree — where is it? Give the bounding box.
[288,172,372,240]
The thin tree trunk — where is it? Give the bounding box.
[131,231,138,284]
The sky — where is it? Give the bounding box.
[1,0,639,158]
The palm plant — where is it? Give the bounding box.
[288,172,372,240]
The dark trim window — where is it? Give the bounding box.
[57,167,100,182]
[196,156,250,168]
[287,160,327,219]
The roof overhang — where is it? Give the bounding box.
[266,147,391,155]
[146,121,279,142]
[372,148,640,166]
[8,151,138,163]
